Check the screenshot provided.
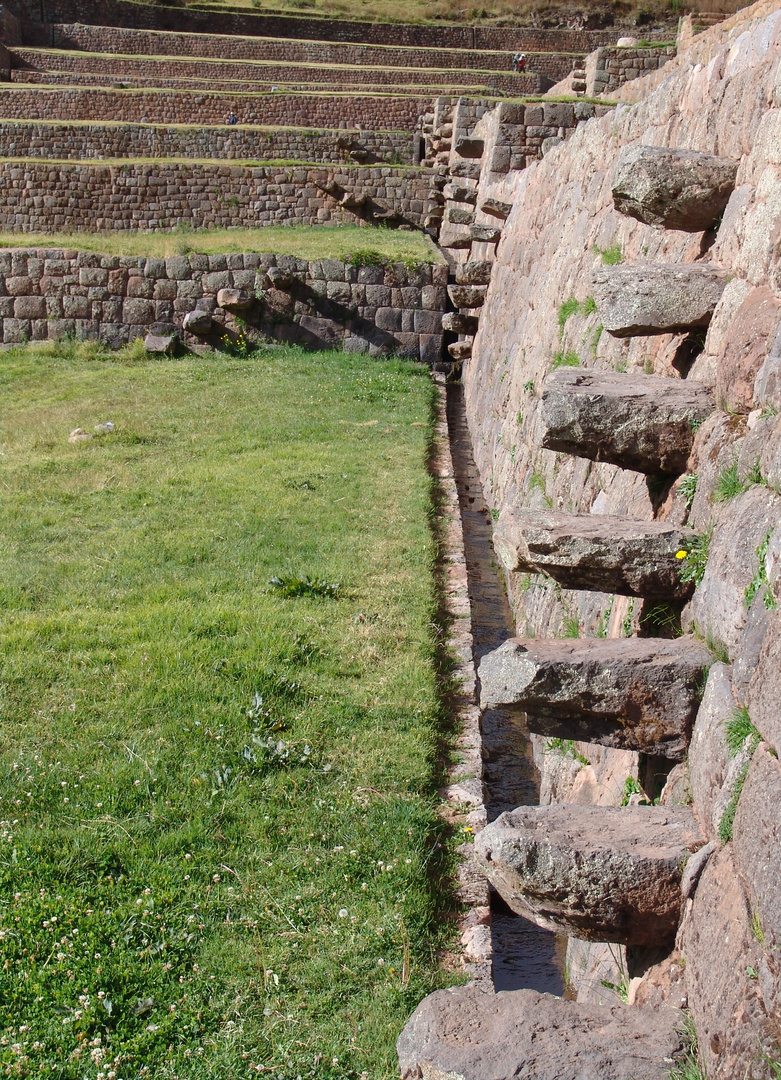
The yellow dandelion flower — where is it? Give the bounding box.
[676,550,689,560]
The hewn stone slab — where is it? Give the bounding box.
[611,145,738,232]
[474,804,703,945]
[445,206,475,225]
[480,196,513,219]
[447,284,487,307]
[442,311,480,334]
[454,136,485,158]
[478,636,711,759]
[443,181,476,203]
[542,368,714,474]
[448,340,472,360]
[493,506,697,597]
[454,260,493,285]
[746,610,781,756]
[398,984,682,1080]
[592,263,728,337]
[470,224,502,243]
[734,745,781,966]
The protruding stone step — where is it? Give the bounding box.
[592,263,728,337]
[493,506,696,598]
[443,181,476,203]
[398,984,682,1080]
[612,145,738,232]
[474,804,704,944]
[448,339,473,360]
[470,224,502,243]
[454,136,484,158]
[480,196,513,219]
[455,259,493,285]
[182,309,213,335]
[445,206,475,225]
[450,160,482,180]
[447,284,487,307]
[442,311,480,334]
[478,636,711,759]
[541,369,714,474]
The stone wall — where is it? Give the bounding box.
[0,119,415,165]
[0,246,448,361]
[10,0,622,52]
[29,23,581,82]
[0,161,432,230]
[0,85,430,129]
[587,44,676,95]
[9,47,533,94]
[452,2,781,1076]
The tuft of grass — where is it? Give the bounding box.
[270,573,341,598]
[678,473,698,509]
[561,614,580,638]
[704,632,730,665]
[581,295,597,316]
[0,340,457,1079]
[543,738,589,766]
[751,907,766,948]
[677,527,711,588]
[669,1013,705,1080]
[724,706,760,758]
[557,296,580,331]
[529,470,546,494]
[718,758,751,844]
[745,529,777,611]
[0,225,443,264]
[594,242,622,266]
[551,350,580,370]
[522,379,535,395]
[713,460,745,503]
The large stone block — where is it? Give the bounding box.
[474,804,703,945]
[611,145,738,232]
[541,369,714,474]
[455,260,493,285]
[478,636,711,759]
[442,311,480,334]
[398,984,682,1080]
[746,610,781,757]
[447,284,486,308]
[493,507,696,598]
[470,224,502,244]
[592,264,728,337]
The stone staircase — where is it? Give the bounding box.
[397,139,767,1077]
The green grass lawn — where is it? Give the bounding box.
[0,226,442,265]
[0,341,458,1079]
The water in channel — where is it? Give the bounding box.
[446,383,566,995]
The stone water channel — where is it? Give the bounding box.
[446,383,566,995]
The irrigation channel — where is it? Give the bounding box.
[446,383,566,994]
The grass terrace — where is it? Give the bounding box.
[0,226,444,263]
[0,340,460,1079]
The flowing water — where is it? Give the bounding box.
[446,383,566,995]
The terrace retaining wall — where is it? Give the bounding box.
[10,0,623,52]
[9,47,535,94]
[25,24,580,82]
[0,246,448,362]
[0,119,415,164]
[588,44,676,94]
[0,161,432,230]
[0,85,430,129]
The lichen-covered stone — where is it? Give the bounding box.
[442,311,479,334]
[474,803,703,944]
[541,369,714,474]
[454,260,493,285]
[478,636,711,760]
[592,264,728,337]
[398,984,682,1080]
[493,507,696,597]
[447,284,486,308]
[611,145,738,231]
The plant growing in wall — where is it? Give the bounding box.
[676,527,711,588]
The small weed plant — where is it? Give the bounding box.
[558,296,580,331]
[678,473,698,509]
[594,243,623,266]
[718,759,751,843]
[270,573,341,599]
[677,528,711,588]
[669,1013,705,1080]
[745,529,777,611]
